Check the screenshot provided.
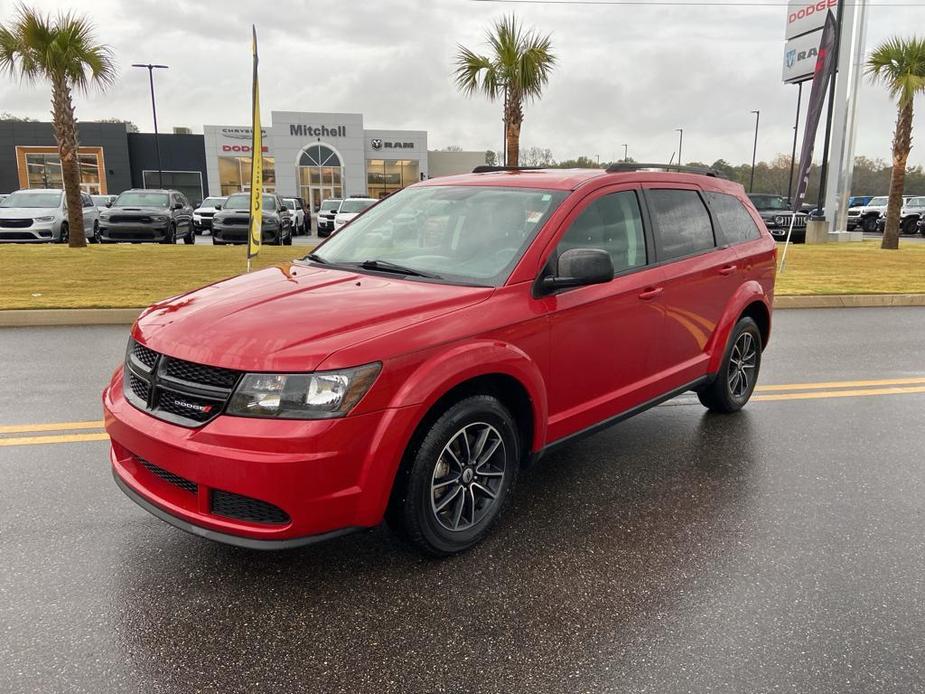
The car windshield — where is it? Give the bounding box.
[115,192,169,208]
[749,195,788,211]
[200,197,224,208]
[1,191,62,208]
[309,186,568,286]
[340,199,376,214]
[283,199,297,209]
[321,200,341,212]
[870,197,888,206]
[224,194,275,211]
[91,195,110,205]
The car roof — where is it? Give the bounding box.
[13,188,64,193]
[415,168,746,195]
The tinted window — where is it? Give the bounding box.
[706,192,762,245]
[648,189,715,261]
[115,191,169,207]
[1,191,63,208]
[557,191,647,273]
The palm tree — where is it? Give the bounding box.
[867,36,925,250]
[0,6,115,248]
[455,15,556,168]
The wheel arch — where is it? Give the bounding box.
[706,283,772,375]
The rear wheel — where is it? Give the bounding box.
[901,217,918,235]
[56,222,69,244]
[862,216,879,233]
[697,317,762,414]
[183,224,195,244]
[387,395,519,557]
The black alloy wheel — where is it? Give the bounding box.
[697,317,762,413]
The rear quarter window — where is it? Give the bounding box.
[647,189,715,261]
[705,192,762,245]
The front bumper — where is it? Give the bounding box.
[0,224,56,242]
[193,216,213,231]
[100,221,170,242]
[212,224,281,244]
[104,368,419,547]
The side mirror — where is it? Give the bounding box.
[214,204,222,210]
[173,202,183,210]
[541,248,614,293]
[106,201,113,207]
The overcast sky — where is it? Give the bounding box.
[0,0,920,166]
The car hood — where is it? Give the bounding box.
[106,206,170,214]
[133,263,493,372]
[0,206,58,218]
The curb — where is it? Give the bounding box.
[1,295,924,327]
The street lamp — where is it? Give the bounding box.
[622,143,629,162]
[675,129,683,167]
[132,63,168,189]
[750,110,761,193]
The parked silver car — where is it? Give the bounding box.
[0,188,99,243]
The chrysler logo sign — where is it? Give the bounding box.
[220,127,266,140]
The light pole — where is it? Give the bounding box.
[622,143,628,162]
[595,154,600,167]
[132,63,168,189]
[750,110,761,193]
[675,129,683,167]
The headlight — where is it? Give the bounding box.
[774,216,784,226]
[151,214,168,222]
[33,216,55,222]
[226,363,381,419]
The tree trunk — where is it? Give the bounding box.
[881,99,913,251]
[51,75,86,248]
[505,94,523,168]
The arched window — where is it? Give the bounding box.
[299,144,341,168]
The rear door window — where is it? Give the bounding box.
[647,189,716,261]
[705,192,762,245]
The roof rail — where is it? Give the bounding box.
[471,165,546,174]
[605,162,725,178]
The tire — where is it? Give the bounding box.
[387,395,519,557]
[160,223,176,245]
[183,225,195,244]
[697,317,762,414]
[55,222,69,244]
[901,217,918,236]
[91,221,100,244]
[283,230,293,246]
[862,216,879,233]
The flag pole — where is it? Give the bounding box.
[779,213,798,272]
[246,25,262,272]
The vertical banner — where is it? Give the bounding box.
[791,11,838,214]
[247,25,262,267]
[780,10,838,271]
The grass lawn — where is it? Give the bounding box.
[0,240,923,310]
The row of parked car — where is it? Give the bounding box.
[0,188,348,244]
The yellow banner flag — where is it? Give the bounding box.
[247,25,262,262]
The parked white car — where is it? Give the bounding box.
[333,197,377,232]
[91,194,116,215]
[0,188,99,243]
[283,197,306,235]
[317,198,342,237]
[192,196,227,235]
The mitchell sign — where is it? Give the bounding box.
[289,124,347,138]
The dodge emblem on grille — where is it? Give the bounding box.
[171,398,212,413]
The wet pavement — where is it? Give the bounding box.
[1,309,924,693]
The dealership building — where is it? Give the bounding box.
[0,112,485,208]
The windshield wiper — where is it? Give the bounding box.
[305,253,329,264]
[357,259,441,279]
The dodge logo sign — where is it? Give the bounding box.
[371,138,383,150]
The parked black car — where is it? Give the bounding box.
[747,194,808,243]
[98,189,195,244]
[211,192,293,245]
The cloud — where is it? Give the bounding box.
[0,0,919,166]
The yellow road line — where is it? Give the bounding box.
[756,377,925,392]
[755,385,925,402]
[0,420,105,434]
[0,432,110,447]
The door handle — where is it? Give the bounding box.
[638,287,663,301]
[718,264,738,276]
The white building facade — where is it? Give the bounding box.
[203,111,428,210]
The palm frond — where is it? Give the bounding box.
[867,35,925,104]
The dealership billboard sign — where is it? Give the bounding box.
[217,127,268,154]
[782,30,825,84]
[785,0,838,40]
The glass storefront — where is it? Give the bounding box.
[366,159,419,199]
[298,144,344,212]
[217,155,276,196]
[18,147,105,193]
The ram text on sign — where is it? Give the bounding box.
[785,0,838,40]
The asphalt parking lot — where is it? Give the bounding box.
[1,308,924,693]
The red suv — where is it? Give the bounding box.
[104,164,776,556]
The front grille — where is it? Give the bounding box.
[0,231,42,240]
[223,216,250,226]
[162,357,239,388]
[211,490,290,525]
[139,458,198,494]
[0,218,33,228]
[110,215,152,224]
[107,229,156,240]
[123,339,241,427]
[199,211,215,218]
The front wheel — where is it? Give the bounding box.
[862,216,879,233]
[697,317,762,413]
[901,217,918,236]
[56,222,69,244]
[387,395,519,557]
